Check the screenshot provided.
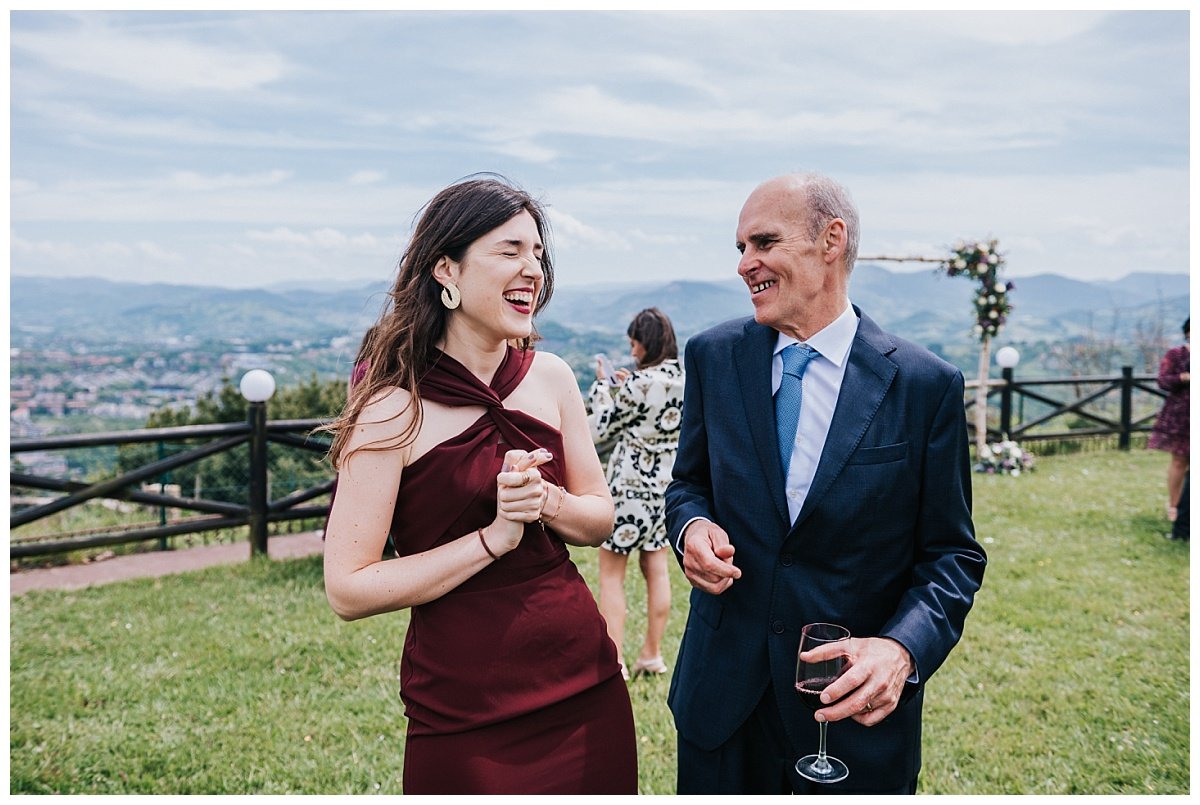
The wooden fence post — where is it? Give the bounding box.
[1000,366,1014,439]
[974,335,992,453]
[157,440,169,551]
[1119,366,1134,450]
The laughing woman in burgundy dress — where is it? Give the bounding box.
[322,177,637,794]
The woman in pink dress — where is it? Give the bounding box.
[322,176,637,794]
[1148,318,1190,523]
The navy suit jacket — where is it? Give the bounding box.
[664,309,986,789]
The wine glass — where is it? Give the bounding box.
[794,622,851,784]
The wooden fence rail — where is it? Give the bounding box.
[965,366,1163,447]
[10,403,331,560]
[10,367,1166,560]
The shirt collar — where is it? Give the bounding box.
[772,302,858,368]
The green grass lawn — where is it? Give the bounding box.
[9,449,1189,794]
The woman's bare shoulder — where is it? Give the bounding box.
[529,350,577,386]
[347,386,417,445]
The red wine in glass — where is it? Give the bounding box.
[794,622,851,784]
[794,675,841,711]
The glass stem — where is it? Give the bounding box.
[814,722,832,773]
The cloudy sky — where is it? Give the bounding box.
[9,8,1191,289]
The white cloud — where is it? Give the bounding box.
[1057,217,1141,249]
[853,167,1188,280]
[16,98,353,152]
[892,11,1110,47]
[135,241,184,262]
[482,137,560,164]
[244,226,387,253]
[12,236,112,262]
[12,235,180,264]
[246,227,311,246]
[7,10,1186,290]
[169,170,292,192]
[348,170,386,185]
[13,20,288,93]
[479,81,1060,158]
[10,172,433,230]
[525,84,741,144]
[629,229,700,247]
[547,209,632,251]
[619,53,725,101]
[552,178,749,224]
[1003,236,1049,261]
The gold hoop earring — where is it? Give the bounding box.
[440,283,461,310]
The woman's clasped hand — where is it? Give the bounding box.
[490,448,554,552]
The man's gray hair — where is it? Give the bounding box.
[798,173,860,272]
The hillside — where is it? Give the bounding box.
[11,268,1188,358]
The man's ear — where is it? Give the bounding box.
[432,256,457,285]
[822,219,847,265]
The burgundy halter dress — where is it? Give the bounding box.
[392,346,637,794]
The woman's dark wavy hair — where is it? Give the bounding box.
[627,307,678,370]
[327,174,555,468]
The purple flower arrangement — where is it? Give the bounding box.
[974,439,1036,476]
[940,239,1014,341]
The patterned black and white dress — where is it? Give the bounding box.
[587,359,685,555]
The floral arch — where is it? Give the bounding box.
[857,239,1012,455]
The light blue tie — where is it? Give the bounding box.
[776,343,817,479]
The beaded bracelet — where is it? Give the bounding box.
[478,527,499,561]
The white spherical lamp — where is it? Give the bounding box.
[995,346,1020,369]
[239,369,276,402]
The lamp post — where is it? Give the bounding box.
[240,370,276,556]
[995,347,1020,440]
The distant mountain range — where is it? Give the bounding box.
[11,267,1189,352]
[10,276,388,347]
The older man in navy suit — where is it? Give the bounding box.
[665,172,987,794]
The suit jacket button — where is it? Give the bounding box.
[771,619,785,634]
[780,554,793,567]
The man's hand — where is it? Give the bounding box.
[681,519,742,594]
[800,637,914,726]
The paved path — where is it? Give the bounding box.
[9,530,325,597]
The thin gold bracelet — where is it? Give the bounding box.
[541,485,565,523]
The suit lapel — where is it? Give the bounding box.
[734,319,790,525]
[793,309,897,530]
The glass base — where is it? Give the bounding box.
[795,753,849,784]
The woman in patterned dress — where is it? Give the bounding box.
[588,308,684,678]
[1149,317,1190,523]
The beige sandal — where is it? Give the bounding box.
[630,656,669,676]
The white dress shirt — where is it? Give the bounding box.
[675,302,859,551]
[773,302,858,523]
